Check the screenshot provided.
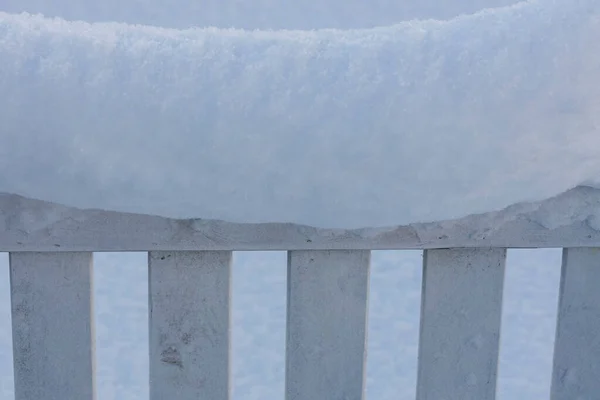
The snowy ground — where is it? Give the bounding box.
[0,249,562,399]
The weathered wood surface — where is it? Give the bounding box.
[550,248,600,400]
[286,250,370,400]
[149,251,231,400]
[416,248,506,400]
[10,252,96,400]
[1,186,600,251]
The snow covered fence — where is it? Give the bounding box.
[1,187,600,400]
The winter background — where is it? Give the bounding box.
[0,0,599,398]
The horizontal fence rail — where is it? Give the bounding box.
[2,189,600,251]
[1,189,600,399]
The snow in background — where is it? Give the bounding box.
[0,250,562,399]
[1,0,599,228]
[0,0,522,29]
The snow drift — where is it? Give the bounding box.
[1,0,599,228]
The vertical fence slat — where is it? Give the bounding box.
[550,248,600,399]
[416,248,506,400]
[9,252,96,400]
[285,250,370,400]
[148,251,231,400]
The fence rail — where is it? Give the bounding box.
[1,190,600,399]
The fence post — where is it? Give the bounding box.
[550,248,600,399]
[416,248,506,400]
[9,252,96,400]
[148,251,231,400]
[285,250,370,400]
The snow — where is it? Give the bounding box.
[0,0,523,30]
[1,0,599,228]
[1,0,599,398]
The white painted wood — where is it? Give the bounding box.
[550,248,600,400]
[148,251,231,400]
[416,248,506,400]
[9,252,96,400]
[285,250,370,400]
[3,189,600,252]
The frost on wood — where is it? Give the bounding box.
[1,186,600,251]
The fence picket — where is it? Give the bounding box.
[5,192,600,399]
[148,251,231,400]
[9,252,96,400]
[550,248,600,399]
[285,250,370,400]
[416,248,506,400]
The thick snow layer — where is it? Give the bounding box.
[1,1,599,229]
[0,0,522,29]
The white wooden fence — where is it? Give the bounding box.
[1,191,599,399]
